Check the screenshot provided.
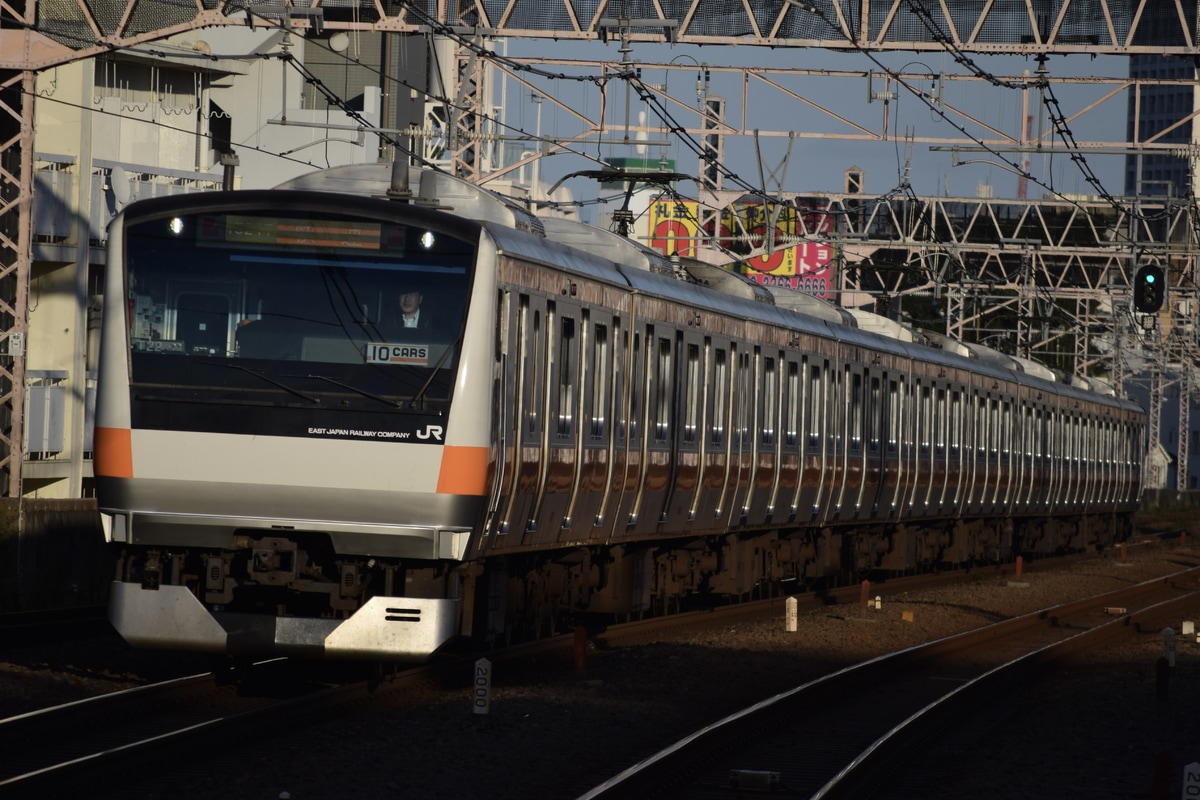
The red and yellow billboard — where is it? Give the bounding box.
[647,197,835,300]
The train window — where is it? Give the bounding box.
[123,206,477,410]
[833,364,845,450]
[949,390,961,458]
[557,316,576,437]
[627,332,641,442]
[526,306,541,435]
[654,337,672,442]
[712,348,727,446]
[869,376,883,453]
[736,351,752,448]
[919,384,931,456]
[989,397,999,457]
[888,379,899,453]
[851,372,864,452]
[807,363,823,448]
[684,342,700,444]
[1002,401,1011,457]
[761,356,777,446]
[785,361,799,447]
[614,327,627,441]
[591,323,608,439]
[973,392,985,459]
[935,387,946,457]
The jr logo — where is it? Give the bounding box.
[416,424,444,441]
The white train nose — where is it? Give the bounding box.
[109,582,461,661]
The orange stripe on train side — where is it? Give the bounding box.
[94,427,134,478]
[436,445,489,495]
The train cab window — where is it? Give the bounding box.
[591,323,609,439]
[556,316,576,438]
[121,205,476,411]
[712,348,727,446]
[684,342,700,445]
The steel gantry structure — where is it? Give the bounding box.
[2,0,1200,495]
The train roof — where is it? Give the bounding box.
[273,165,1137,414]
[275,163,546,236]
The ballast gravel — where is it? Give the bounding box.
[5,544,1200,800]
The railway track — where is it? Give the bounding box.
[0,558,1035,795]
[577,564,1200,800]
[0,542,1183,797]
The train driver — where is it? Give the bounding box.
[396,288,434,331]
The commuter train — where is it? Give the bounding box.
[94,164,1145,661]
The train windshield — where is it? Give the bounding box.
[122,207,476,413]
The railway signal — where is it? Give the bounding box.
[1132,264,1166,313]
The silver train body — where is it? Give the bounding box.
[95,165,1145,660]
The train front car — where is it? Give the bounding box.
[95,190,493,660]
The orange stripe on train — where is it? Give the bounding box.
[94,427,134,478]
[436,445,489,495]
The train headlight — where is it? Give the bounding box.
[420,230,435,249]
[169,217,185,235]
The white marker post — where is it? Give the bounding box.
[473,657,492,715]
[785,597,798,632]
[1182,762,1200,799]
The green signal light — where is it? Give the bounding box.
[1145,274,1156,284]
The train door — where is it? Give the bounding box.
[878,375,903,519]
[773,357,802,522]
[694,340,730,526]
[1046,405,1063,514]
[611,325,644,536]
[745,349,780,526]
[813,357,843,525]
[594,318,627,536]
[661,330,703,530]
[964,390,982,514]
[484,289,519,549]
[948,387,965,513]
[863,371,891,519]
[911,379,930,515]
[561,309,615,544]
[984,394,1000,513]
[627,328,674,536]
[1013,399,1030,515]
[494,293,550,544]
[525,302,582,544]
[998,397,1014,513]
[1037,404,1052,513]
[797,356,824,523]
[927,383,945,513]
[724,347,755,528]
[896,375,916,517]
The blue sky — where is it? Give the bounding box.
[500,39,1134,208]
